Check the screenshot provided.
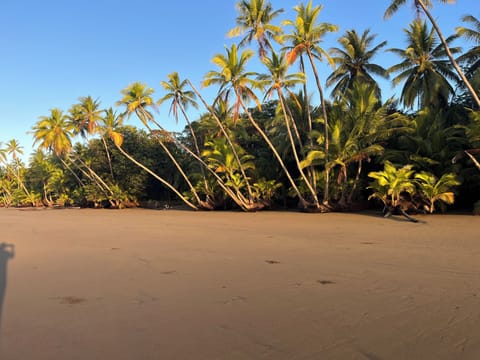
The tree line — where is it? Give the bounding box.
[1,0,479,214]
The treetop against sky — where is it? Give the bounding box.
[0,0,476,160]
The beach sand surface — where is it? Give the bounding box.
[0,208,479,360]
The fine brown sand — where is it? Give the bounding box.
[0,208,479,360]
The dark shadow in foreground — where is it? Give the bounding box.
[0,243,15,336]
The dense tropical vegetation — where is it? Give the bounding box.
[1,0,479,215]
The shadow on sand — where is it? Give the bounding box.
[0,243,15,336]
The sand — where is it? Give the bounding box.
[0,207,479,360]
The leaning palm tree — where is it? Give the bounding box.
[227,0,284,58]
[100,108,198,210]
[2,140,35,206]
[158,72,212,202]
[384,0,480,108]
[388,19,460,109]
[327,29,389,100]
[204,43,311,209]
[456,15,480,107]
[69,96,115,179]
[282,1,338,205]
[259,50,322,208]
[32,109,84,187]
[116,82,209,209]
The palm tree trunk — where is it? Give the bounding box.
[144,120,204,206]
[187,80,255,201]
[178,103,211,197]
[306,49,330,206]
[418,0,480,108]
[236,90,310,209]
[145,121,257,211]
[300,55,318,194]
[100,135,115,180]
[278,89,320,207]
[114,143,198,210]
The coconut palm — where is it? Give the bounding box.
[388,19,460,109]
[259,50,321,207]
[100,108,199,209]
[456,15,480,107]
[204,44,312,209]
[327,29,389,100]
[70,96,114,179]
[158,72,212,201]
[282,1,338,205]
[228,0,284,58]
[32,109,74,156]
[33,109,120,206]
[384,0,480,108]
[302,82,411,206]
[117,82,209,209]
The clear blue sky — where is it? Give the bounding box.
[0,0,477,161]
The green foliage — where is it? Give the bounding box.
[415,171,461,213]
[368,161,416,208]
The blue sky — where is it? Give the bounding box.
[0,0,477,161]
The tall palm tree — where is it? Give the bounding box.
[259,50,321,207]
[388,20,460,109]
[2,140,34,206]
[32,109,74,156]
[32,109,85,186]
[69,96,114,179]
[384,0,480,108]
[117,82,208,209]
[282,0,338,205]
[326,29,389,100]
[228,0,284,58]
[100,108,198,210]
[158,72,212,201]
[456,15,480,107]
[204,44,311,209]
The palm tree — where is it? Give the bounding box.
[228,0,284,58]
[282,0,338,205]
[204,44,312,209]
[259,50,321,207]
[158,72,212,202]
[327,29,389,100]
[456,15,480,107]
[368,161,418,221]
[388,20,460,109]
[1,140,35,206]
[70,96,114,178]
[302,82,411,206]
[116,82,208,209]
[384,0,480,108]
[100,108,198,210]
[33,108,118,206]
[32,109,74,156]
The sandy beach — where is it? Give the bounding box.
[0,208,479,359]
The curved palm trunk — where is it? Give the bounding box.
[144,120,204,206]
[178,103,211,198]
[236,89,310,209]
[187,80,255,201]
[148,119,261,211]
[278,88,320,207]
[100,135,115,180]
[306,49,331,206]
[417,0,480,108]
[114,143,198,210]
